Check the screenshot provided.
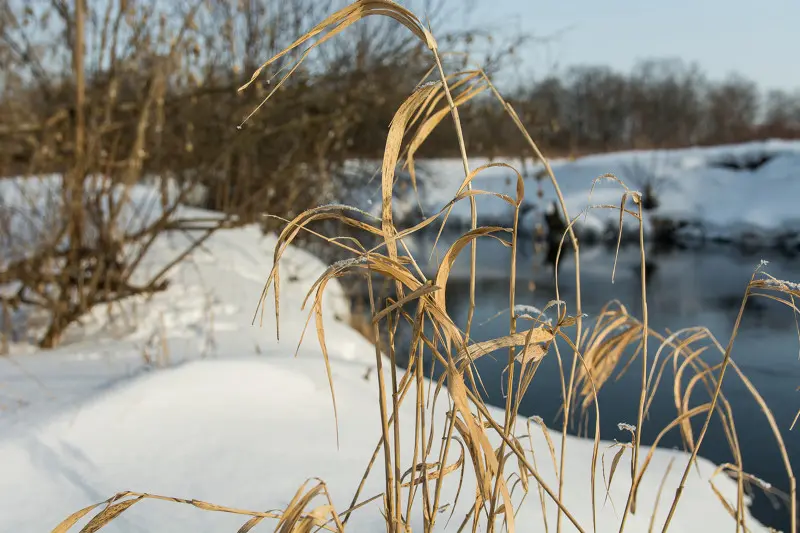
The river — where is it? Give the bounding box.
[347,229,800,531]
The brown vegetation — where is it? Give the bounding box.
[0,0,483,346]
[52,2,799,533]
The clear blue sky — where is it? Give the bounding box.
[428,0,800,91]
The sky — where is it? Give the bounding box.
[430,0,800,91]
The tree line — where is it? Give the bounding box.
[497,59,800,156]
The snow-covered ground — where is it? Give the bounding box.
[357,140,800,250]
[0,203,770,531]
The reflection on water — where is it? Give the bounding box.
[351,230,800,531]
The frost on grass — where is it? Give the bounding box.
[514,304,545,316]
[330,256,369,271]
[544,299,566,312]
[482,304,553,326]
[416,80,440,89]
[531,415,544,425]
[761,278,800,292]
[751,475,772,491]
[617,422,637,433]
[316,203,378,220]
[513,304,552,324]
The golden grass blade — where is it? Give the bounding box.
[578,325,642,410]
[313,282,340,447]
[78,496,144,533]
[706,483,744,532]
[449,380,498,500]
[405,77,487,191]
[372,283,441,324]
[497,476,516,533]
[399,439,465,487]
[464,388,587,533]
[432,226,512,314]
[648,458,675,533]
[411,336,430,529]
[365,276,398,533]
[382,81,443,266]
[54,492,285,531]
[604,445,628,508]
[660,275,750,533]
[275,480,313,528]
[236,515,266,533]
[52,502,109,533]
[726,359,796,533]
[275,479,343,533]
[386,311,404,532]
[238,1,433,126]
[256,205,380,334]
[673,352,718,450]
[531,416,559,480]
[240,1,427,93]
[431,163,523,255]
[454,327,552,366]
[526,420,550,533]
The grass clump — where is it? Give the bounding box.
[53,1,798,532]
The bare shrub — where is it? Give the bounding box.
[0,1,229,347]
[620,156,673,211]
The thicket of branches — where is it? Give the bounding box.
[0,1,508,221]
[0,0,510,348]
[0,0,227,348]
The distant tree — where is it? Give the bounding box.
[761,89,800,137]
[564,66,630,151]
[511,76,569,153]
[702,75,759,144]
[628,58,706,148]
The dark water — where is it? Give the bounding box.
[349,231,800,531]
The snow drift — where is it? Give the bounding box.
[0,206,771,531]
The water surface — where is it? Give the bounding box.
[352,230,800,531]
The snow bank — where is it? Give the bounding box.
[362,140,800,249]
[0,357,760,532]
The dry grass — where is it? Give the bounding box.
[53,1,798,532]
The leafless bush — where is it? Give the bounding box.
[0,1,230,347]
[0,0,515,346]
[620,156,673,211]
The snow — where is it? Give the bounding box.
[363,140,800,249]
[0,174,215,265]
[0,356,758,533]
[0,179,774,531]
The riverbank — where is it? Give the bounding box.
[350,139,800,254]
